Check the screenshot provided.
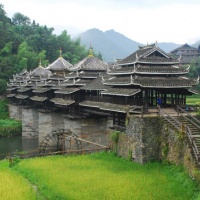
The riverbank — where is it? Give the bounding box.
[0,99,22,137]
[0,152,200,200]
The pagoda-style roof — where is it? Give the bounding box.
[103,75,199,88]
[9,76,30,83]
[30,96,48,102]
[32,87,52,93]
[101,88,141,96]
[135,64,189,75]
[54,87,80,94]
[46,56,72,71]
[107,64,189,75]
[50,98,75,106]
[15,94,29,99]
[48,73,65,80]
[17,87,33,93]
[63,71,79,79]
[31,64,52,77]
[107,66,135,75]
[133,76,198,88]
[6,87,18,91]
[71,57,108,71]
[6,94,16,98]
[117,43,179,65]
[188,86,199,95]
[171,43,198,53]
[59,79,90,87]
[79,100,128,113]
[81,77,109,91]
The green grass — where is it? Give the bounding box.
[186,94,200,105]
[7,152,199,200]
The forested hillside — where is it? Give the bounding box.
[0,4,88,95]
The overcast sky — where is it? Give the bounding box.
[1,0,200,44]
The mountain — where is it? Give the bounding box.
[74,28,181,62]
[192,40,200,48]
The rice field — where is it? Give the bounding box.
[0,161,36,200]
[1,152,197,200]
[186,94,200,105]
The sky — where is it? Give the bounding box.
[1,0,200,44]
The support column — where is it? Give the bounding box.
[22,107,38,138]
[9,104,22,120]
[38,112,64,144]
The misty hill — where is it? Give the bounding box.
[74,28,181,62]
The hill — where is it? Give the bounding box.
[74,28,181,62]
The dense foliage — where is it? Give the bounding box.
[2,152,198,199]
[0,4,88,94]
[0,99,22,137]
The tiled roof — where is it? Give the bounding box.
[135,65,189,74]
[48,73,65,80]
[46,57,72,71]
[103,75,198,88]
[79,71,105,78]
[103,76,132,85]
[79,100,128,113]
[188,86,199,95]
[54,87,80,94]
[30,96,47,102]
[117,45,178,65]
[107,66,135,75]
[72,57,108,71]
[171,43,198,53]
[180,55,199,64]
[50,98,75,106]
[6,87,18,91]
[81,77,109,90]
[31,66,52,77]
[32,87,52,93]
[17,87,33,93]
[134,76,198,88]
[15,94,29,99]
[101,88,141,96]
[7,94,16,98]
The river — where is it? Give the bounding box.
[0,136,38,159]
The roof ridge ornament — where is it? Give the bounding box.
[102,76,105,83]
[39,59,42,68]
[196,75,199,84]
[88,43,94,57]
[136,53,139,61]
[178,54,181,62]
[59,47,62,57]
[155,41,158,48]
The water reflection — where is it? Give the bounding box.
[0,136,38,159]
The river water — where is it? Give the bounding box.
[0,136,38,159]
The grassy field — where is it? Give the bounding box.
[0,160,37,200]
[0,152,198,200]
[186,94,200,105]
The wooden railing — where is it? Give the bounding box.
[185,126,200,164]
[158,106,200,165]
[177,106,200,130]
[157,106,181,130]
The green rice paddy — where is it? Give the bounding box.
[0,152,199,200]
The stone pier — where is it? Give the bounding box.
[22,107,39,138]
[8,104,22,120]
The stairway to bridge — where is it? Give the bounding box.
[159,106,200,166]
